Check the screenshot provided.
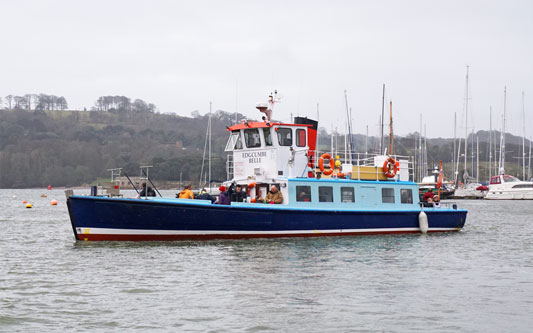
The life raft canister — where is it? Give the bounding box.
[382,157,399,178]
[319,153,334,176]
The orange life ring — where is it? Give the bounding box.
[382,157,399,178]
[319,153,334,176]
[247,182,256,196]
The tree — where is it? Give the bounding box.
[57,96,68,110]
[5,95,13,109]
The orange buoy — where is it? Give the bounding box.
[51,200,58,206]
[41,194,47,198]
[23,200,28,204]
[26,203,33,209]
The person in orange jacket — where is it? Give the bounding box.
[177,184,194,199]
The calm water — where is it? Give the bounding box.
[1,189,533,332]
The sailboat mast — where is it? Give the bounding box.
[522,91,526,180]
[389,101,393,155]
[476,135,479,182]
[208,101,212,189]
[381,84,385,155]
[453,112,457,179]
[464,66,469,181]
[500,87,507,174]
[489,107,492,180]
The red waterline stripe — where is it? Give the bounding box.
[76,230,457,241]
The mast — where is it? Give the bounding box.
[522,91,526,180]
[208,101,212,190]
[381,84,385,155]
[471,129,474,178]
[527,137,531,180]
[464,66,469,183]
[476,135,479,182]
[489,107,492,180]
[499,87,507,174]
[315,103,319,172]
[344,90,354,163]
[453,112,456,180]
[365,125,369,159]
[389,101,393,155]
[419,114,422,182]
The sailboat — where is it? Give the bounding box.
[485,88,533,199]
[453,66,485,199]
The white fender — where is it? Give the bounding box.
[418,211,428,234]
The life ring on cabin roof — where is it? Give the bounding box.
[383,157,399,178]
[319,153,334,176]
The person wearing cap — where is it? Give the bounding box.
[216,185,231,205]
[265,185,283,204]
[196,188,215,203]
[229,183,247,202]
[177,184,194,199]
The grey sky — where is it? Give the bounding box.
[1,0,532,138]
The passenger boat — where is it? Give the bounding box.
[66,93,467,241]
[484,174,533,200]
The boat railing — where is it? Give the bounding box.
[420,201,459,210]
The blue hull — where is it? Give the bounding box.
[67,196,467,241]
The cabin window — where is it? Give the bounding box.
[340,187,355,203]
[296,185,312,202]
[263,128,273,146]
[512,184,533,189]
[277,128,292,146]
[382,188,395,203]
[225,131,243,151]
[296,129,306,147]
[244,128,261,148]
[503,175,520,182]
[490,176,500,184]
[400,189,413,204]
[319,186,334,202]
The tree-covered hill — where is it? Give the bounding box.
[0,108,530,188]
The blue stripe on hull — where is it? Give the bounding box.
[68,196,467,236]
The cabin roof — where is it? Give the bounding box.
[227,121,313,131]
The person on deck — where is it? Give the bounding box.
[177,184,194,199]
[137,182,156,198]
[196,188,216,203]
[216,186,231,205]
[229,184,247,202]
[265,185,283,204]
[423,188,435,202]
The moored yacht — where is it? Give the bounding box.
[485,174,533,200]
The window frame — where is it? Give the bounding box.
[243,128,261,148]
[296,185,312,202]
[400,188,413,204]
[296,129,306,147]
[277,128,293,146]
[340,187,355,203]
[319,186,334,202]
[381,188,395,203]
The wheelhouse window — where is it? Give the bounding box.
[319,186,333,202]
[400,189,413,204]
[225,131,243,151]
[263,128,273,146]
[277,128,292,146]
[296,185,312,202]
[340,187,355,203]
[296,129,306,147]
[382,188,395,203]
[490,176,501,184]
[244,128,261,148]
[503,175,520,182]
